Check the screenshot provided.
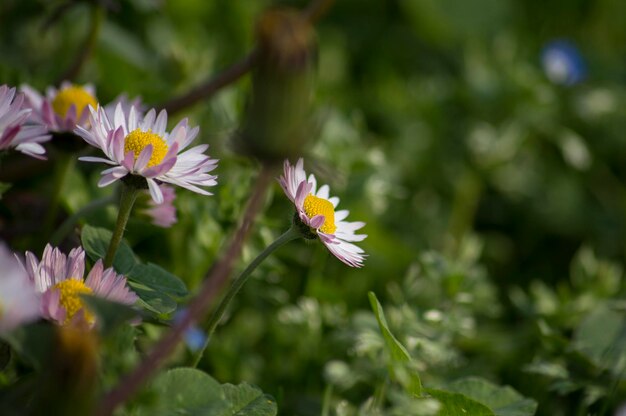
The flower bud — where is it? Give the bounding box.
[234,8,316,163]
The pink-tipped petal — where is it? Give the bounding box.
[310,215,326,229]
[74,102,217,199]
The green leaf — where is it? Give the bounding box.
[128,263,188,298]
[81,225,138,274]
[221,383,278,416]
[0,182,11,199]
[81,226,187,315]
[138,367,229,415]
[137,368,277,416]
[573,303,626,376]
[368,291,422,396]
[447,377,537,416]
[428,389,494,416]
[81,295,139,336]
[62,168,91,213]
[128,282,178,315]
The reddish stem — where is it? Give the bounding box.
[97,165,275,416]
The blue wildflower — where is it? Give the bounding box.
[541,40,586,86]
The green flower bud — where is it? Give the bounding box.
[234,8,317,163]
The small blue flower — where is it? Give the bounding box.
[173,309,208,352]
[541,40,586,86]
[184,327,208,352]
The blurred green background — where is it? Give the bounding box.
[1,0,626,415]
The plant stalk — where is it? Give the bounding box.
[42,153,76,245]
[97,164,275,416]
[57,5,105,83]
[50,194,116,246]
[104,182,139,268]
[191,226,301,367]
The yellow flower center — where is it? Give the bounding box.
[124,129,169,168]
[303,194,337,234]
[54,279,94,325]
[51,86,97,118]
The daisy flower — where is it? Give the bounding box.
[75,104,218,204]
[20,245,138,327]
[0,242,40,333]
[0,85,51,159]
[278,158,367,267]
[140,184,178,228]
[21,81,97,132]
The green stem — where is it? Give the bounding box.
[104,182,139,268]
[191,226,301,367]
[57,5,105,83]
[50,193,116,246]
[42,154,76,243]
[321,384,333,416]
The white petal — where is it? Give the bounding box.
[147,178,164,204]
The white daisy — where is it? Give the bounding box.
[278,158,367,267]
[0,85,51,159]
[21,81,97,132]
[75,103,218,203]
[0,242,40,333]
[21,245,138,327]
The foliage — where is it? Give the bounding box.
[1,0,625,415]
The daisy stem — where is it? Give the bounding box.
[50,193,117,246]
[42,153,75,245]
[98,165,275,416]
[104,182,139,268]
[57,4,105,83]
[191,225,301,367]
[159,0,335,115]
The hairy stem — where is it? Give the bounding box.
[191,226,301,367]
[161,50,259,115]
[97,164,276,416]
[42,154,76,245]
[57,5,105,84]
[104,183,139,268]
[50,194,116,246]
[157,0,335,115]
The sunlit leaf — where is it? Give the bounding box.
[128,283,178,315]
[128,262,188,298]
[137,367,228,415]
[428,389,494,416]
[81,225,138,274]
[221,382,278,416]
[137,368,277,416]
[368,291,423,396]
[447,377,537,416]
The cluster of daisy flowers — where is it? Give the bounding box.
[0,80,367,335]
